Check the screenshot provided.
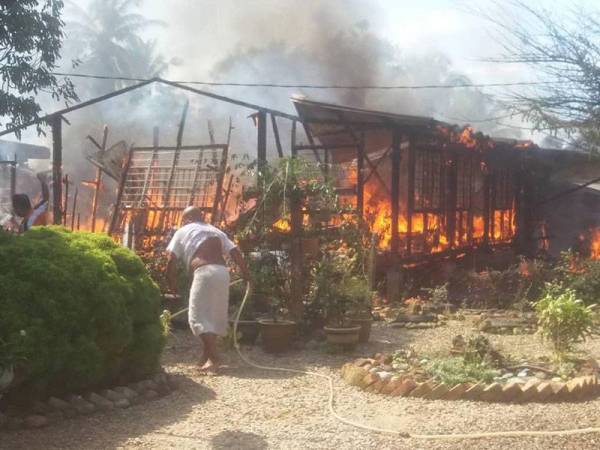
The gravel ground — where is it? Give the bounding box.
[2,319,600,450]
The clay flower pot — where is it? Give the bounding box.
[230,320,260,345]
[323,325,361,346]
[259,319,296,353]
[351,318,373,343]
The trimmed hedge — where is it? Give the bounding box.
[0,227,165,401]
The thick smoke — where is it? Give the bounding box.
[6,0,521,227]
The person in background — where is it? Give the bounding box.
[12,172,49,233]
[165,206,249,374]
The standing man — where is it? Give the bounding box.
[166,206,249,373]
[12,172,49,232]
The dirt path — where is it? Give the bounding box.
[2,322,600,449]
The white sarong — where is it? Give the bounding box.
[188,264,230,337]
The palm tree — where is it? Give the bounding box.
[65,0,166,94]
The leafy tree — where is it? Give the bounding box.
[0,0,78,136]
[484,1,600,152]
[65,0,166,94]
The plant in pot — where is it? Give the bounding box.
[346,277,374,343]
[252,252,296,353]
[310,250,361,347]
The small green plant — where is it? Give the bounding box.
[308,249,370,326]
[159,310,172,337]
[534,283,595,362]
[426,357,500,386]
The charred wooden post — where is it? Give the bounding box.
[270,114,284,158]
[62,174,69,225]
[51,114,62,225]
[70,187,78,230]
[390,129,401,254]
[291,120,297,156]
[140,127,159,207]
[301,122,323,164]
[356,132,365,216]
[257,110,267,170]
[484,168,492,247]
[108,145,135,236]
[211,144,229,224]
[161,101,189,230]
[89,125,109,232]
[406,136,415,255]
[446,149,458,249]
[219,174,234,223]
[515,162,535,256]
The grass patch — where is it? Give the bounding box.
[425,357,500,386]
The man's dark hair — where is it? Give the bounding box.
[12,194,31,211]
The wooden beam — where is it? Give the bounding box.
[211,144,229,224]
[483,165,491,246]
[70,187,78,231]
[291,120,297,156]
[139,126,159,207]
[219,173,234,224]
[446,149,457,249]
[391,129,401,254]
[0,79,155,138]
[108,145,134,236]
[51,115,62,225]
[62,174,69,225]
[270,113,284,158]
[90,125,108,232]
[300,122,323,164]
[356,132,365,216]
[294,143,356,151]
[161,101,189,230]
[407,137,415,255]
[257,110,267,169]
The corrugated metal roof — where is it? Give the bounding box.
[291,97,535,163]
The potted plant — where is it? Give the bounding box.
[310,251,361,346]
[249,252,296,353]
[346,277,374,343]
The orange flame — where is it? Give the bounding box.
[273,218,291,232]
[590,227,600,259]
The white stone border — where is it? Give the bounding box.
[0,371,176,430]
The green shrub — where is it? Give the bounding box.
[534,282,595,362]
[425,357,500,386]
[554,252,600,306]
[0,227,165,401]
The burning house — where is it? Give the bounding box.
[2,78,599,273]
[292,98,531,263]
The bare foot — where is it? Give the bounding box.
[196,355,209,369]
[199,358,220,374]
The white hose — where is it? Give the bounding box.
[232,281,600,440]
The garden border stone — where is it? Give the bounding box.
[341,358,600,403]
[0,370,176,432]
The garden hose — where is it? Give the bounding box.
[232,280,600,441]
